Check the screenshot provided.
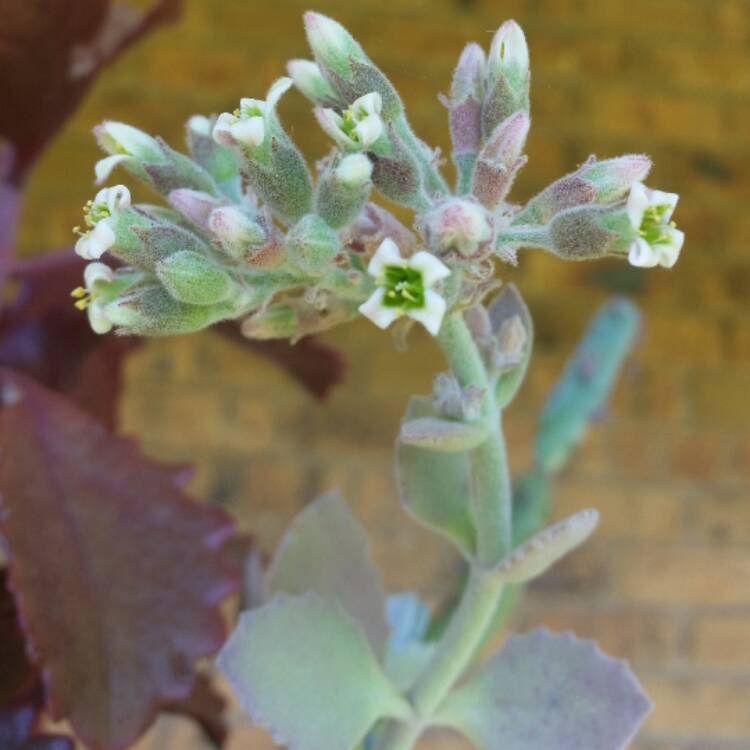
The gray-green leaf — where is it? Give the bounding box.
[396,397,476,557]
[494,508,599,584]
[217,593,410,750]
[267,492,388,657]
[399,416,488,453]
[437,628,652,750]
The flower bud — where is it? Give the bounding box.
[448,43,485,161]
[315,92,385,152]
[315,154,373,229]
[547,205,619,260]
[576,155,652,204]
[482,21,530,139]
[369,124,426,210]
[285,214,341,274]
[168,189,224,231]
[104,285,240,336]
[208,206,267,259]
[94,121,162,183]
[472,111,529,210]
[303,12,402,119]
[287,59,340,106]
[155,250,235,306]
[424,198,492,257]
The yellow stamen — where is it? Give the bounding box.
[71,287,86,299]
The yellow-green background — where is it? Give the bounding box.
[20,1,750,747]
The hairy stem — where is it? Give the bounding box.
[376,312,513,750]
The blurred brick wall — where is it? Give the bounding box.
[19,0,750,747]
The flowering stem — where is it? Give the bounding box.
[375,312,512,750]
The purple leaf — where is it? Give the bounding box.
[0,370,239,750]
[0,698,73,750]
[0,251,140,430]
[0,0,183,185]
[437,628,652,750]
[0,570,37,707]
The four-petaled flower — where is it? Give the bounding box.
[71,262,117,334]
[626,181,684,268]
[213,78,293,149]
[316,92,384,152]
[73,185,131,260]
[359,238,451,336]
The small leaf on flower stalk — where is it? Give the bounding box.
[400,416,487,453]
[0,372,238,750]
[396,397,476,557]
[486,284,533,409]
[494,509,599,584]
[437,628,652,750]
[217,593,410,750]
[535,297,640,473]
[267,492,388,657]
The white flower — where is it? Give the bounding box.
[212,78,293,149]
[73,185,131,260]
[315,92,384,151]
[358,238,451,336]
[93,121,161,183]
[626,181,684,268]
[71,262,116,334]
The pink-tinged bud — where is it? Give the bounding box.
[168,189,224,231]
[577,154,653,203]
[451,43,486,104]
[472,111,530,209]
[425,198,493,257]
[208,206,266,259]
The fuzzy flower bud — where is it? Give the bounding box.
[472,110,530,210]
[208,206,267,259]
[359,238,451,335]
[425,198,492,257]
[482,21,530,138]
[303,12,402,119]
[155,250,235,305]
[185,115,239,186]
[578,155,652,204]
[448,43,486,161]
[315,153,373,229]
[168,189,224,231]
[285,214,342,274]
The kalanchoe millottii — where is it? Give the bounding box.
[71,12,681,750]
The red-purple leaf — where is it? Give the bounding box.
[0,0,183,184]
[0,251,140,430]
[0,570,37,707]
[0,371,238,750]
[216,323,347,400]
[0,695,73,750]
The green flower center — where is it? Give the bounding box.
[82,199,111,229]
[639,204,675,246]
[340,109,361,141]
[382,264,425,310]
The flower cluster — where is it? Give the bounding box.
[70,11,683,342]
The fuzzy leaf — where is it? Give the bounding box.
[494,509,599,584]
[217,593,409,750]
[0,700,73,750]
[267,492,388,658]
[396,397,475,557]
[0,371,238,750]
[535,298,640,473]
[438,628,651,750]
[399,416,487,453]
